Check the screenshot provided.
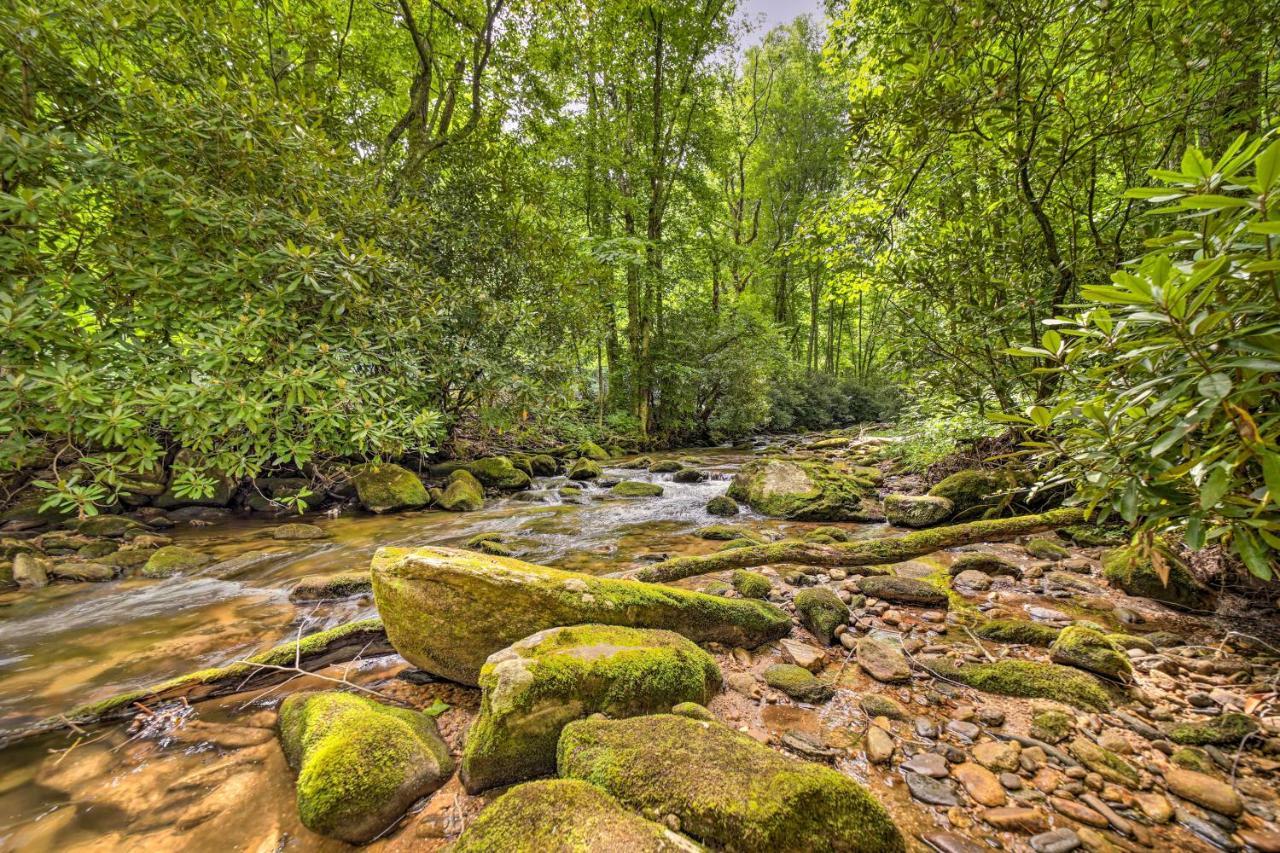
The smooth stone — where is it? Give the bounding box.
[983,806,1049,833]
[780,638,825,673]
[1164,766,1243,817]
[905,771,960,807]
[972,739,1021,773]
[856,636,911,683]
[953,762,1007,807]
[1030,827,1081,853]
[946,720,980,742]
[901,752,949,778]
[1050,796,1109,828]
[866,726,895,764]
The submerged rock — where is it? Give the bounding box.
[142,546,214,578]
[557,714,905,852]
[949,553,1020,577]
[726,458,880,521]
[272,522,328,541]
[883,494,953,528]
[763,664,833,703]
[351,463,429,513]
[278,690,452,844]
[460,624,721,793]
[370,546,790,685]
[611,480,664,498]
[289,572,371,601]
[452,779,697,852]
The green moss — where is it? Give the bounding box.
[1102,545,1212,610]
[702,579,732,595]
[727,458,879,521]
[925,659,1112,710]
[371,547,791,685]
[1166,713,1259,746]
[1067,736,1139,786]
[467,457,532,490]
[351,463,430,513]
[694,524,760,541]
[718,538,757,551]
[142,545,214,578]
[290,572,372,601]
[438,469,484,512]
[648,459,683,473]
[568,458,603,480]
[856,575,948,608]
[76,516,145,537]
[578,441,610,461]
[1105,633,1156,653]
[949,553,1020,577]
[273,522,328,540]
[529,454,559,476]
[763,664,833,703]
[461,624,721,793]
[883,494,954,528]
[78,540,119,558]
[731,570,772,599]
[1049,626,1133,681]
[452,779,683,852]
[672,701,715,721]
[1171,747,1215,773]
[1025,537,1070,561]
[557,714,904,852]
[280,690,453,843]
[1030,710,1074,744]
[610,480,664,497]
[793,587,848,644]
[860,694,909,721]
[99,548,155,569]
[1059,524,1128,547]
[927,469,1017,516]
[705,495,739,517]
[975,619,1061,647]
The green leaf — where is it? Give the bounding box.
[1199,467,1229,509]
[1196,373,1232,402]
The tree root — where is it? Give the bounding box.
[629,508,1087,584]
[0,618,390,750]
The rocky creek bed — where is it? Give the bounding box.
[1,436,1278,852]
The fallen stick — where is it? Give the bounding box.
[629,508,1087,584]
[0,618,390,750]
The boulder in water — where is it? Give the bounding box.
[727,458,880,521]
[437,469,484,512]
[883,494,953,528]
[350,463,429,513]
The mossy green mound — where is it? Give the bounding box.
[290,572,372,601]
[1059,524,1128,547]
[1102,545,1213,610]
[731,570,771,599]
[467,456,532,490]
[860,694,909,721]
[272,522,328,541]
[529,454,559,476]
[763,664,834,703]
[371,546,791,685]
[949,553,1021,577]
[351,463,429,513]
[1049,626,1133,682]
[1166,713,1259,745]
[925,659,1112,710]
[578,441,610,461]
[557,714,905,852]
[76,515,147,537]
[1025,537,1070,561]
[975,619,1060,647]
[279,690,453,844]
[649,459,684,473]
[1067,736,1139,786]
[142,545,213,578]
[726,458,879,521]
[1171,747,1215,773]
[452,779,693,853]
[1030,709,1074,743]
[705,495,739,517]
[568,458,603,480]
[438,469,484,512]
[1104,633,1156,653]
[926,469,1015,516]
[693,524,760,541]
[856,575,948,608]
[461,624,721,793]
[611,480,664,498]
[808,526,852,542]
[793,587,848,645]
[883,494,953,528]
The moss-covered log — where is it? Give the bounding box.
[0,618,389,749]
[631,508,1086,583]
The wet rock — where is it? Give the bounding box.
[856,576,947,608]
[764,664,833,703]
[860,694,909,721]
[142,545,214,578]
[725,671,760,698]
[727,458,880,521]
[1238,830,1280,852]
[370,546,790,684]
[906,771,960,806]
[1175,808,1239,850]
[671,468,706,484]
[952,569,992,591]
[866,726,895,764]
[1049,796,1109,827]
[952,762,1007,806]
[1133,791,1173,823]
[557,714,905,851]
[983,806,1048,833]
[915,717,940,739]
[794,587,849,644]
[901,752,949,778]
[1030,827,1080,853]
[77,515,147,537]
[271,522,328,540]
[1024,538,1070,561]
[782,730,844,761]
[856,636,911,683]
[452,779,691,852]
[1164,766,1243,816]
[49,561,115,582]
[1067,737,1139,787]
[920,831,982,853]
[883,494,953,528]
[1102,544,1214,610]
[279,690,452,844]
[12,552,50,588]
[1049,626,1133,682]
[780,638,825,672]
[460,624,720,793]
[705,495,738,516]
[350,462,429,513]
[946,720,980,742]
[438,469,484,511]
[972,740,1021,773]
[610,480,664,497]
[567,458,603,481]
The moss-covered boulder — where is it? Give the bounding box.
[272,522,328,541]
[672,468,706,483]
[731,570,771,599]
[763,664,833,702]
[557,714,904,852]
[279,690,453,844]
[1067,736,1139,786]
[578,441,610,461]
[438,469,484,512]
[461,625,721,793]
[1102,545,1213,610]
[883,494,953,528]
[705,495,739,517]
[142,546,214,578]
[794,587,848,645]
[649,459,683,473]
[452,779,694,853]
[926,469,1015,516]
[76,515,147,538]
[726,458,880,521]
[468,457,532,491]
[290,572,372,601]
[529,454,559,476]
[371,546,791,685]
[949,553,1021,577]
[856,575,948,608]
[1166,713,1259,746]
[1031,709,1074,744]
[611,480,664,498]
[351,463,429,513]
[925,659,1111,710]
[1049,626,1133,682]
[568,458,603,481]
[975,619,1060,647]
[694,524,760,541]
[1025,537,1070,561]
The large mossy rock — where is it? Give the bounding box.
[1102,545,1213,610]
[1049,626,1133,682]
[557,714,905,852]
[883,494,953,528]
[793,587,848,644]
[568,458,603,481]
[437,469,484,512]
[926,469,1016,517]
[726,458,879,521]
[452,779,697,853]
[351,463,429,513]
[466,456,532,491]
[279,690,453,844]
[461,624,721,793]
[924,659,1111,710]
[856,575,948,608]
[370,546,791,685]
[975,619,1060,647]
[142,545,213,578]
[578,441,610,461]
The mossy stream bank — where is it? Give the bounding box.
[1,437,1278,852]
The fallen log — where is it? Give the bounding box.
[0,618,390,750]
[630,508,1087,584]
